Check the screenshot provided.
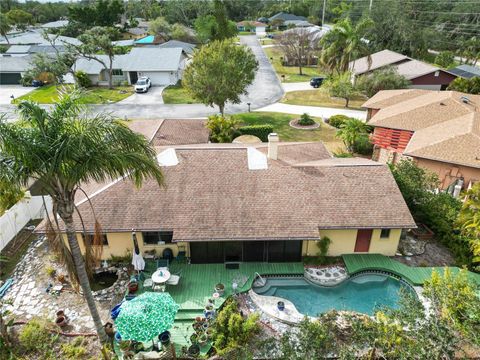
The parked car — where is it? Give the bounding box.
[32,80,44,87]
[134,77,151,93]
[310,77,325,88]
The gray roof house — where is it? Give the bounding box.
[269,12,307,22]
[6,44,66,56]
[73,47,187,86]
[449,64,480,79]
[0,31,81,46]
[157,40,196,56]
[0,55,33,84]
[40,20,69,29]
[350,49,458,90]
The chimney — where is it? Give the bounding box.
[267,133,279,160]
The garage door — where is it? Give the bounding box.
[141,72,170,86]
[0,72,22,85]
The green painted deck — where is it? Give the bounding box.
[141,261,304,354]
[342,254,480,286]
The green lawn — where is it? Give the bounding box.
[263,46,323,82]
[162,82,198,104]
[281,89,367,110]
[234,111,345,152]
[13,85,134,104]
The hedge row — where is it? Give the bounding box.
[238,125,274,142]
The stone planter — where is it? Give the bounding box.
[214,283,225,296]
[198,333,208,346]
[55,316,67,328]
[188,344,200,357]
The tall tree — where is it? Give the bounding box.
[5,9,33,31]
[0,94,164,343]
[68,27,119,89]
[0,13,12,44]
[276,27,319,75]
[183,40,258,114]
[148,16,171,37]
[323,71,358,108]
[320,17,374,74]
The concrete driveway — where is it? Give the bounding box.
[0,85,33,104]
[282,82,316,92]
[119,86,165,105]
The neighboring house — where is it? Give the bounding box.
[237,21,267,34]
[269,12,307,23]
[125,27,149,39]
[0,55,33,84]
[72,47,187,86]
[350,49,457,90]
[157,40,196,56]
[449,64,480,79]
[134,35,168,46]
[40,20,69,30]
[365,89,480,192]
[5,44,66,56]
[0,31,81,46]
[112,39,135,47]
[40,120,416,263]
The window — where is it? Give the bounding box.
[434,70,439,77]
[82,233,108,246]
[112,69,123,76]
[143,231,173,245]
[380,229,391,239]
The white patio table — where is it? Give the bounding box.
[151,269,171,284]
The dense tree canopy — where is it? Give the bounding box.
[183,40,258,114]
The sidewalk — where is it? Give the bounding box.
[255,102,367,120]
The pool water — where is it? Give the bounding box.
[253,274,412,316]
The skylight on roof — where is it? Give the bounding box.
[247,147,268,170]
[157,148,179,167]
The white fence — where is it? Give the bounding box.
[0,195,52,252]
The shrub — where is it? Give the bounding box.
[333,150,353,158]
[206,114,239,143]
[237,124,274,142]
[435,51,455,68]
[61,337,87,359]
[37,71,55,84]
[298,113,315,126]
[45,266,56,277]
[75,71,92,88]
[316,236,331,263]
[19,319,55,352]
[352,134,373,155]
[447,76,480,94]
[0,45,7,53]
[328,114,350,128]
[20,73,34,86]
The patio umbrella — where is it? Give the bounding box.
[131,231,145,272]
[115,292,179,342]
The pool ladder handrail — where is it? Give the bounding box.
[254,272,267,287]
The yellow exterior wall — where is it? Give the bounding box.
[64,232,190,261]
[369,229,401,256]
[302,228,401,257]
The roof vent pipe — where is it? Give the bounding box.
[267,133,279,160]
[460,96,470,104]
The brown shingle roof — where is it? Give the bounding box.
[151,119,210,146]
[368,91,478,131]
[368,90,480,169]
[363,89,430,110]
[55,144,415,240]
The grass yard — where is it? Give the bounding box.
[162,82,198,104]
[281,89,367,110]
[263,46,323,82]
[13,84,134,104]
[234,111,345,152]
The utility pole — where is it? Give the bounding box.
[369,0,373,11]
[322,0,326,26]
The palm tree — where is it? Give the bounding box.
[320,17,374,74]
[0,13,12,44]
[336,118,370,153]
[457,183,480,266]
[0,94,164,342]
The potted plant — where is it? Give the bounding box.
[119,340,134,359]
[188,344,200,357]
[55,316,67,328]
[198,333,208,346]
[128,281,138,293]
[214,283,225,296]
[159,331,171,346]
[277,301,285,311]
[104,322,115,337]
[195,316,202,323]
[190,333,198,344]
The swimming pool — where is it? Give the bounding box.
[252,273,413,316]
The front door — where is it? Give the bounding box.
[129,71,138,84]
[354,229,372,252]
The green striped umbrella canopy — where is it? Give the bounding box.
[115,292,179,342]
